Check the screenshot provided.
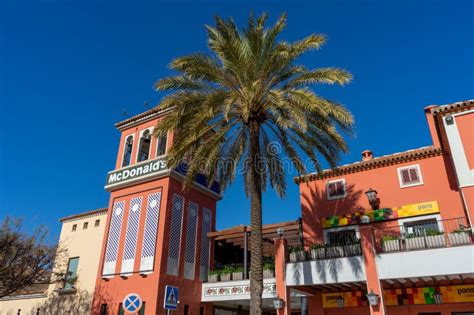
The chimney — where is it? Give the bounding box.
[362,150,373,161]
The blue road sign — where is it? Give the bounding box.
[123,293,143,313]
[164,285,179,310]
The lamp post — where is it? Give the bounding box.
[366,290,380,306]
[365,188,379,210]
[336,295,345,308]
[433,291,443,304]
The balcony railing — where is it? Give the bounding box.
[374,217,473,254]
[287,236,362,263]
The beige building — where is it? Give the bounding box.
[0,208,107,315]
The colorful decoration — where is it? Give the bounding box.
[384,285,474,305]
[322,201,439,228]
[204,283,276,297]
[323,285,474,308]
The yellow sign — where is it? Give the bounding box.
[393,201,439,218]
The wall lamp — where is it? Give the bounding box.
[433,291,443,304]
[277,228,285,238]
[273,298,284,309]
[365,188,380,210]
[336,295,345,308]
[366,290,380,306]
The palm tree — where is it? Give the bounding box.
[153,12,353,314]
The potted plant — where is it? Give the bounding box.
[325,244,344,258]
[343,239,362,256]
[405,233,425,250]
[263,260,275,279]
[449,227,472,245]
[289,246,306,262]
[381,235,401,252]
[220,265,233,281]
[310,243,325,260]
[424,229,446,248]
[232,266,244,281]
[208,269,219,283]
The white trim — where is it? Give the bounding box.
[397,214,443,233]
[397,164,424,188]
[326,178,347,200]
[121,134,135,167]
[135,128,153,163]
[323,225,360,244]
[443,109,474,187]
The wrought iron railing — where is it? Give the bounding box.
[286,236,362,263]
[374,217,472,253]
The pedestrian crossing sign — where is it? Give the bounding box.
[164,285,179,310]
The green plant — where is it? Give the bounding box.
[381,235,399,243]
[263,261,275,270]
[232,266,244,273]
[220,265,234,274]
[452,227,471,234]
[290,245,304,253]
[425,229,444,236]
[310,243,325,250]
[208,269,220,276]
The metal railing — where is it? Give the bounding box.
[286,236,362,263]
[374,217,472,253]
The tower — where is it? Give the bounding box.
[92,107,220,314]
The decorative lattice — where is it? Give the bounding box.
[103,201,125,275]
[167,194,184,275]
[184,201,199,264]
[140,192,162,259]
[121,196,142,273]
[199,208,212,280]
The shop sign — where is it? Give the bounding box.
[322,291,367,308]
[322,201,440,228]
[105,157,167,190]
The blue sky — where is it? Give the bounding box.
[0,0,473,242]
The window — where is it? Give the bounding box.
[403,219,440,236]
[100,304,107,315]
[326,229,358,246]
[326,179,346,200]
[184,305,189,315]
[137,130,151,162]
[72,224,77,232]
[122,136,134,167]
[83,222,88,230]
[398,164,423,188]
[156,133,167,157]
[64,257,79,289]
[95,219,100,227]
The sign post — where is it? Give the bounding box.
[164,285,179,313]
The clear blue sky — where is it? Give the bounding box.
[0,0,472,243]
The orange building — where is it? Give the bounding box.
[268,100,474,315]
[91,107,220,315]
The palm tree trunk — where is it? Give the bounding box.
[249,120,263,315]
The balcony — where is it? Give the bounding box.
[373,217,474,281]
[285,237,366,287]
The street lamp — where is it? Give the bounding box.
[273,298,284,309]
[365,188,380,210]
[366,290,380,306]
[433,291,443,304]
[336,295,345,308]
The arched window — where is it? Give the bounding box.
[122,136,133,167]
[156,133,168,157]
[137,130,151,162]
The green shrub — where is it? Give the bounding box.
[381,235,399,243]
[232,266,244,273]
[221,265,234,274]
[310,243,325,250]
[208,269,220,276]
[425,229,444,236]
[290,245,304,253]
[452,227,471,234]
